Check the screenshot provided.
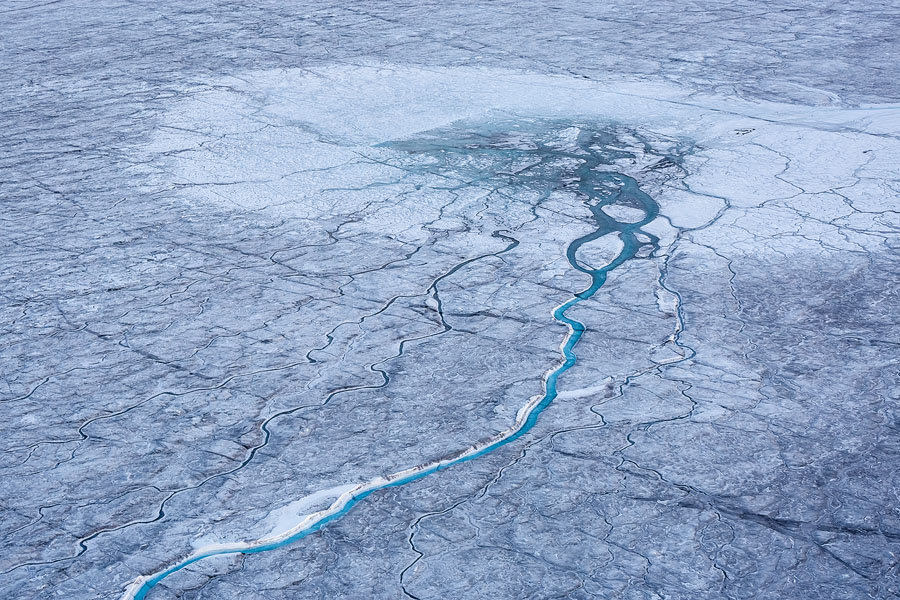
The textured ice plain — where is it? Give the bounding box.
[1,3,899,600]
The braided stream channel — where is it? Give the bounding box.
[123,121,682,599]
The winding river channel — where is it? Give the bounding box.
[124,124,665,599]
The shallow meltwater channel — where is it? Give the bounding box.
[123,121,683,599]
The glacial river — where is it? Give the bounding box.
[124,124,663,599]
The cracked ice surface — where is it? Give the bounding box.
[2,3,900,600]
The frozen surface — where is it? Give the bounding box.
[1,2,899,600]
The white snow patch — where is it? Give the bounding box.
[261,484,358,538]
[556,378,614,400]
[574,235,625,271]
[601,203,647,223]
[147,64,900,260]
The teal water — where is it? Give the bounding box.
[127,123,666,599]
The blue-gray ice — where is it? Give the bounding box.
[1,3,899,600]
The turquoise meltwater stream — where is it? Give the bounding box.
[125,125,664,600]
